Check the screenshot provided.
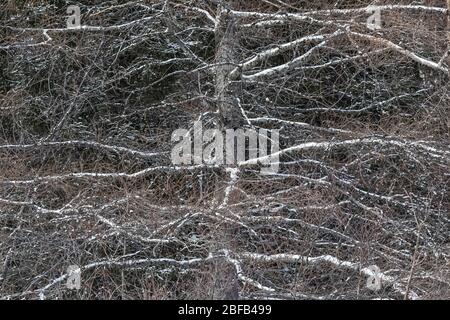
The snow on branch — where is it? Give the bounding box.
[0,165,220,186]
[349,32,449,74]
[3,15,160,33]
[239,137,450,167]
[0,141,165,159]
[230,33,335,78]
[241,33,342,80]
[231,5,447,21]
[239,252,419,299]
[303,4,447,15]
[2,253,217,300]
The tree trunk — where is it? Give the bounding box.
[215,6,244,129]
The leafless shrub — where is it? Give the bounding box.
[0,0,449,300]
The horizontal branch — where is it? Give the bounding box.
[239,137,450,167]
[231,33,334,78]
[240,252,418,299]
[0,141,165,159]
[2,15,160,33]
[231,5,447,21]
[349,32,449,74]
[249,117,352,134]
[242,29,346,80]
[2,253,217,299]
[0,165,220,185]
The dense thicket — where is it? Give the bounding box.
[0,0,449,299]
